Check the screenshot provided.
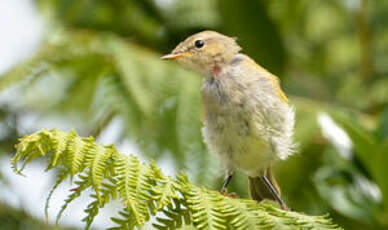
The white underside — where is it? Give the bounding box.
[202,124,275,177]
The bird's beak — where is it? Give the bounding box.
[161,52,189,60]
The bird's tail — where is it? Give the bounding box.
[248,167,280,202]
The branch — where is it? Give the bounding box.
[356,0,373,82]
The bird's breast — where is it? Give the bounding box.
[201,75,249,134]
[201,76,274,175]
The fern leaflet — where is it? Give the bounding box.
[11,129,342,230]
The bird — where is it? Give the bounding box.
[162,31,295,210]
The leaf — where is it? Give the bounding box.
[11,129,342,229]
[114,154,153,226]
[314,165,377,223]
[329,111,376,171]
[371,141,388,209]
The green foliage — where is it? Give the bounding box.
[12,129,342,230]
[0,28,209,176]
[331,112,388,214]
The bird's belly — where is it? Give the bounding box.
[202,114,274,177]
[231,135,273,176]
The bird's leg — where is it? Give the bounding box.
[261,174,288,210]
[220,174,233,195]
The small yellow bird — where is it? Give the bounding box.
[162,31,294,210]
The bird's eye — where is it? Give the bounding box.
[194,40,205,49]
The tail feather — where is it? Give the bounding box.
[248,167,280,202]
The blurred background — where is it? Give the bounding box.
[0,0,387,229]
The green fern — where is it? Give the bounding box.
[0,29,212,182]
[11,129,342,230]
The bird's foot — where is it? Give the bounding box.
[280,203,289,211]
[220,188,239,198]
[220,187,227,196]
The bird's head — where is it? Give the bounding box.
[162,31,241,76]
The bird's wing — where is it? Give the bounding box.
[234,54,289,104]
[236,54,294,158]
[268,74,289,103]
[250,60,288,104]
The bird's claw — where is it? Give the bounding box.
[220,188,239,198]
[281,203,289,211]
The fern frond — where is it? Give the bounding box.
[152,176,180,210]
[2,29,204,153]
[221,198,265,229]
[12,129,342,230]
[84,141,115,203]
[2,28,219,189]
[65,131,87,175]
[55,174,91,225]
[114,153,153,226]
[47,129,72,170]
[45,169,68,223]
[110,208,138,230]
[153,199,192,230]
[184,186,227,229]
[83,179,118,230]
[12,129,55,174]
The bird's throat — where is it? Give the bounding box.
[212,64,221,76]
